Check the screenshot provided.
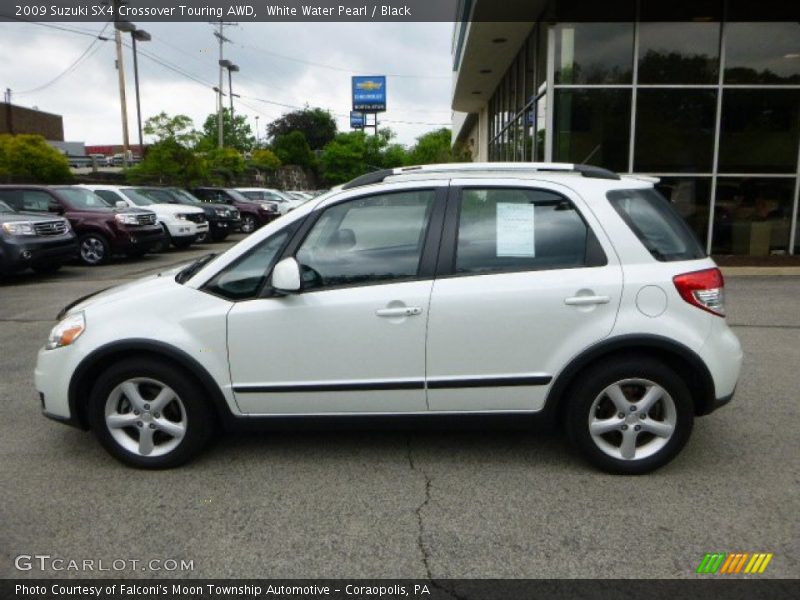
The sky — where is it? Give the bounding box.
[0,20,454,147]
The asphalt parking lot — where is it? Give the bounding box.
[0,244,798,579]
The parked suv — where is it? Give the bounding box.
[81,185,208,249]
[135,187,240,242]
[191,187,278,234]
[236,187,303,215]
[0,186,164,265]
[0,200,78,275]
[35,163,742,472]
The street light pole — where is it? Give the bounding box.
[113,16,131,167]
[130,29,150,159]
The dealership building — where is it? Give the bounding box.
[451,1,800,256]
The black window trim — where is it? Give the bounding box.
[260,186,449,297]
[436,185,608,279]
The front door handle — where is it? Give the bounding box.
[564,295,611,306]
[376,306,422,317]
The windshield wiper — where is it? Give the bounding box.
[175,253,217,284]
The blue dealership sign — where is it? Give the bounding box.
[352,76,386,112]
[350,111,366,129]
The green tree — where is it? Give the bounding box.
[250,148,281,170]
[272,130,315,167]
[0,134,72,183]
[266,107,337,150]
[407,128,471,165]
[319,128,411,185]
[198,109,255,152]
[143,112,199,146]
[206,147,246,183]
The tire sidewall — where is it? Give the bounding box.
[566,358,694,474]
[87,359,213,468]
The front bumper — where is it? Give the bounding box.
[0,235,78,273]
[112,225,166,252]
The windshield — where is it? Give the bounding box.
[122,189,156,206]
[56,188,112,210]
[226,189,253,203]
[0,200,15,213]
[133,188,176,204]
[169,189,202,205]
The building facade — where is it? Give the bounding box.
[0,103,64,141]
[451,0,800,256]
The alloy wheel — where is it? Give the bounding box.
[104,377,187,457]
[587,378,677,461]
[241,215,256,233]
[80,237,105,264]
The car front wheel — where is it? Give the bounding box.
[78,233,110,266]
[88,358,214,468]
[240,214,257,234]
[565,357,694,474]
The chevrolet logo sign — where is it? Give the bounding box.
[356,80,383,91]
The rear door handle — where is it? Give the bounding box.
[376,307,422,317]
[564,295,611,306]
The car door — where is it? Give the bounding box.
[425,180,623,412]
[224,184,447,414]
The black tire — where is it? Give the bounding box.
[87,358,214,468]
[78,233,110,266]
[210,229,229,242]
[195,231,209,244]
[240,214,257,234]
[565,357,694,475]
[31,263,62,274]
[171,238,194,249]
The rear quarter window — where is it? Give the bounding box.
[607,188,705,261]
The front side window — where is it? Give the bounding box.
[455,188,592,275]
[296,190,435,291]
[205,231,290,300]
[608,188,706,261]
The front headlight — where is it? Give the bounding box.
[214,209,227,217]
[46,312,85,350]
[175,213,189,220]
[114,213,139,226]
[260,203,276,212]
[2,221,36,236]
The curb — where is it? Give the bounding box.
[720,267,800,277]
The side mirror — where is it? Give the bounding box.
[115,200,127,209]
[271,257,301,293]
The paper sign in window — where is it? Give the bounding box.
[496,202,535,257]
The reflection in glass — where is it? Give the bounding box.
[638,22,720,84]
[719,89,800,174]
[655,177,712,248]
[725,23,800,84]
[554,89,631,172]
[712,178,796,255]
[635,89,716,172]
[554,23,633,84]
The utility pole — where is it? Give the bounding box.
[113,0,130,167]
[3,88,10,104]
[213,21,236,148]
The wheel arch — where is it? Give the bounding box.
[68,339,233,430]
[544,334,717,426]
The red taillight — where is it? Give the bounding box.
[673,268,725,317]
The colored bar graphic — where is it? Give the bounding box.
[697,552,773,574]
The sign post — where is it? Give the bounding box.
[352,75,386,135]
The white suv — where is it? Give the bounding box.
[36,163,742,473]
[81,185,208,249]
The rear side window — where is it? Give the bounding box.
[456,188,597,274]
[607,188,705,261]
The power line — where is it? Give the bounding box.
[15,23,111,96]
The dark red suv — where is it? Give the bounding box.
[190,187,279,234]
[0,186,166,265]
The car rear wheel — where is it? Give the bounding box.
[78,233,110,266]
[240,214,257,234]
[88,358,214,468]
[565,357,694,474]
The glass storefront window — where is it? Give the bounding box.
[554,23,634,84]
[712,178,796,255]
[634,89,716,172]
[638,22,720,84]
[554,89,631,172]
[655,177,712,248]
[724,23,800,84]
[719,89,800,174]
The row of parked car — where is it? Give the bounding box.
[0,185,316,276]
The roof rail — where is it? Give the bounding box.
[340,162,620,190]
